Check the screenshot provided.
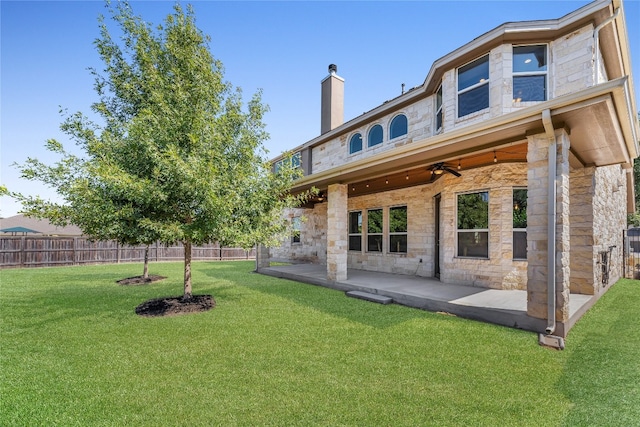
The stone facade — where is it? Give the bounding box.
[268,1,638,337]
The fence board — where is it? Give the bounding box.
[0,237,255,268]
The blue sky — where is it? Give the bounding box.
[2,0,639,217]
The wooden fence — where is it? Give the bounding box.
[0,237,255,269]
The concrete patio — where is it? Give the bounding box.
[258,263,595,336]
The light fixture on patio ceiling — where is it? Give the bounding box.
[427,162,461,182]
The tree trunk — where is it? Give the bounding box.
[183,240,192,300]
[143,245,150,279]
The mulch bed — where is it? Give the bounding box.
[117,275,167,285]
[135,295,215,317]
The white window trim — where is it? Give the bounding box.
[389,113,408,141]
[512,44,548,103]
[455,190,490,259]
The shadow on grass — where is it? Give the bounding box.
[557,279,640,425]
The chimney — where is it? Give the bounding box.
[320,64,344,134]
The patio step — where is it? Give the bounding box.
[346,290,393,305]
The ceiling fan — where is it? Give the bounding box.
[427,162,461,181]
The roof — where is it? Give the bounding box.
[0,215,83,236]
[0,226,42,235]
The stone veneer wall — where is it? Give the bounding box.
[438,163,529,290]
[269,204,327,263]
[570,164,626,295]
[271,163,530,290]
[310,24,595,178]
[592,165,627,288]
[346,184,436,277]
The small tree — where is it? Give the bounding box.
[8,2,308,299]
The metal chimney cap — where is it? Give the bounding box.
[328,64,337,74]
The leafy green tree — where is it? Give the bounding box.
[8,2,309,299]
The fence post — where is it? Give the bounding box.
[20,236,25,268]
[73,237,78,266]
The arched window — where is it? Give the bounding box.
[349,133,363,154]
[390,114,408,139]
[368,124,383,147]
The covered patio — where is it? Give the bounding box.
[258,263,594,336]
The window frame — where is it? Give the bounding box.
[348,210,363,252]
[435,85,443,134]
[512,187,528,260]
[388,205,408,254]
[349,132,363,154]
[368,124,384,148]
[291,216,301,244]
[512,44,548,103]
[456,191,490,259]
[366,208,384,253]
[457,55,490,118]
[389,114,408,139]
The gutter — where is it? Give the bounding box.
[542,109,557,335]
[594,7,620,84]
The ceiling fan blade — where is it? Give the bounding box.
[443,167,461,177]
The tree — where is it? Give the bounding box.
[8,2,309,299]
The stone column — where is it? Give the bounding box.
[255,244,270,271]
[526,129,571,329]
[327,183,348,282]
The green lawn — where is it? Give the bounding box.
[1,262,638,426]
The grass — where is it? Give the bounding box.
[1,261,638,426]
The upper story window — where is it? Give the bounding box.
[368,124,383,147]
[513,45,547,102]
[349,133,363,154]
[435,85,443,133]
[390,114,408,139]
[458,55,489,117]
[274,151,302,173]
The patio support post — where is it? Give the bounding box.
[327,183,348,282]
[526,128,572,336]
[255,244,270,271]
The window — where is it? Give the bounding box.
[390,114,408,139]
[389,206,407,253]
[435,85,443,133]
[274,151,302,173]
[348,211,362,251]
[292,216,301,244]
[458,55,489,117]
[367,208,383,252]
[513,45,547,102]
[513,188,527,259]
[291,151,301,169]
[368,124,383,147]
[349,133,363,154]
[457,191,489,258]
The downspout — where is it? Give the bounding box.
[593,7,620,84]
[542,109,556,335]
